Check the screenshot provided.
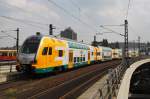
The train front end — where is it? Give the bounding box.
[16,35,42,73]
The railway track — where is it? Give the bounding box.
[29,65,110,99]
[20,60,120,99]
[0,56,146,99]
[0,60,120,99]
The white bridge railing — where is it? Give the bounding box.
[90,56,148,99]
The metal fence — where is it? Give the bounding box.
[90,64,126,99]
[90,57,146,99]
[0,61,16,73]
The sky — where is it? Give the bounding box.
[0,0,149,47]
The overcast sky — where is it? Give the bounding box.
[0,0,149,47]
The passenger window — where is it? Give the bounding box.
[77,57,80,62]
[81,57,82,62]
[48,47,52,55]
[74,57,76,63]
[83,57,85,61]
[42,47,48,55]
[58,50,63,57]
[14,53,16,56]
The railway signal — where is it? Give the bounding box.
[49,24,56,35]
[16,28,19,53]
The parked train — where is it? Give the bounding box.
[16,34,122,74]
[0,50,17,61]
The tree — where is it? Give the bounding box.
[114,42,120,48]
[102,39,109,47]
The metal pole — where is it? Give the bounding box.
[49,24,53,35]
[122,20,129,67]
[124,20,129,67]
[133,40,135,57]
[138,36,140,56]
[16,28,19,53]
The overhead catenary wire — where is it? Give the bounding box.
[69,0,81,19]
[100,25,125,37]
[128,24,140,36]
[0,16,48,30]
[47,0,97,31]
[125,0,131,19]
[0,30,16,39]
[68,0,98,26]
[0,1,51,21]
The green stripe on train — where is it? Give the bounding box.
[34,64,68,73]
[34,60,95,73]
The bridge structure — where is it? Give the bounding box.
[0,56,150,99]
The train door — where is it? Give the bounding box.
[88,51,90,64]
[95,48,97,61]
[68,50,73,69]
[47,46,53,66]
[42,45,49,67]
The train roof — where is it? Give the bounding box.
[0,50,17,52]
[28,34,91,49]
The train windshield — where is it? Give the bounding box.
[21,36,41,54]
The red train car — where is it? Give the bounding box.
[0,50,17,61]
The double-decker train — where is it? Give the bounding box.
[16,34,122,74]
[0,50,17,61]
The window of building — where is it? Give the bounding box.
[58,50,63,57]
[48,47,52,55]
[42,47,48,55]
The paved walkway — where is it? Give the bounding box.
[78,74,108,99]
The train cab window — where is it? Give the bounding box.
[58,50,63,57]
[74,57,76,63]
[21,36,41,54]
[48,47,52,55]
[42,47,48,55]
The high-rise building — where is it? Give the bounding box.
[60,27,77,41]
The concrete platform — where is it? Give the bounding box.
[78,74,108,99]
[0,64,18,83]
[0,65,16,73]
[0,72,21,83]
